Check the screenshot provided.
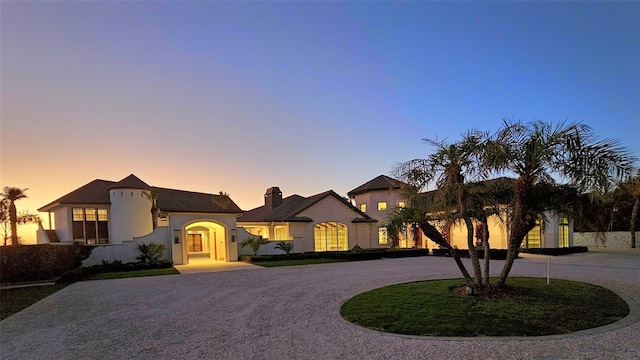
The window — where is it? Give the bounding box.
[314,222,348,251]
[72,208,84,221]
[85,208,96,221]
[377,201,387,211]
[360,203,367,212]
[378,227,388,245]
[523,218,541,249]
[558,217,569,247]
[72,208,109,244]
[275,226,287,240]
[98,209,108,221]
[398,201,405,208]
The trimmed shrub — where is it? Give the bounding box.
[520,246,588,256]
[0,244,93,284]
[431,248,510,260]
[239,249,384,263]
[56,259,173,284]
[382,248,430,258]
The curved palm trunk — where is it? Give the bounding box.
[498,178,533,286]
[481,217,490,286]
[9,202,18,245]
[419,220,474,286]
[631,197,639,249]
[464,216,482,287]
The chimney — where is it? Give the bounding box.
[264,187,283,210]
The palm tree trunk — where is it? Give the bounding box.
[9,202,18,245]
[482,217,490,286]
[631,197,639,249]
[497,178,533,286]
[419,220,474,286]
[464,217,482,287]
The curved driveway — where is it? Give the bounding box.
[1,250,639,360]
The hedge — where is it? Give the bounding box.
[56,259,173,284]
[0,244,93,284]
[240,249,385,263]
[382,248,430,258]
[431,248,510,260]
[520,246,589,256]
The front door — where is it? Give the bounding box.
[187,234,203,253]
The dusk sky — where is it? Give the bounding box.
[2,1,639,243]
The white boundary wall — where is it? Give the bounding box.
[574,231,638,249]
[82,227,170,266]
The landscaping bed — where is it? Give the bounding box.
[520,246,589,256]
[341,277,629,337]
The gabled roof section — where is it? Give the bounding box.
[38,179,115,211]
[155,187,243,214]
[238,190,376,223]
[348,175,407,198]
[38,176,243,214]
[109,174,151,190]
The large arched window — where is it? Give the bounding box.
[314,222,348,251]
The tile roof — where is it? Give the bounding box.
[38,179,114,211]
[238,190,377,223]
[155,187,242,214]
[38,176,242,214]
[347,175,407,197]
[109,174,151,190]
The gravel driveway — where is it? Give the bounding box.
[1,250,639,360]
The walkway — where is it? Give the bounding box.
[1,250,638,359]
[174,257,261,274]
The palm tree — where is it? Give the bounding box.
[395,131,486,288]
[213,191,231,210]
[485,120,635,285]
[143,188,160,230]
[2,187,28,246]
[617,169,640,248]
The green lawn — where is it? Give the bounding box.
[88,267,179,280]
[0,267,180,320]
[340,277,629,337]
[1,284,68,320]
[251,258,345,267]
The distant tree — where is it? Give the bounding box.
[2,187,30,246]
[617,169,640,248]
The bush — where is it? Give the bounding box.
[239,249,385,263]
[382,248,430,258]
[274,241,294,255]
[0,244,93,284]
[135,242,166,264]
[431,248,510,260]
[240,236,269,255]
[56,259,173,284]
[520,246,589,256]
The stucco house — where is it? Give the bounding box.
[237,187,379,254]
[348,175,574,250]
[37,174,245,265]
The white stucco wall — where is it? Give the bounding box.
[168,213,239,264]
[295,195,377,252]
[109,189,153,244]
[82,227,171,266]
[574,231,638,249]
[53,207,71,242]
[353,189,404,222]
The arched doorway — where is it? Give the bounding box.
[184,221,227,263]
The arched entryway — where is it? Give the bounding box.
[184,220,227,263]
